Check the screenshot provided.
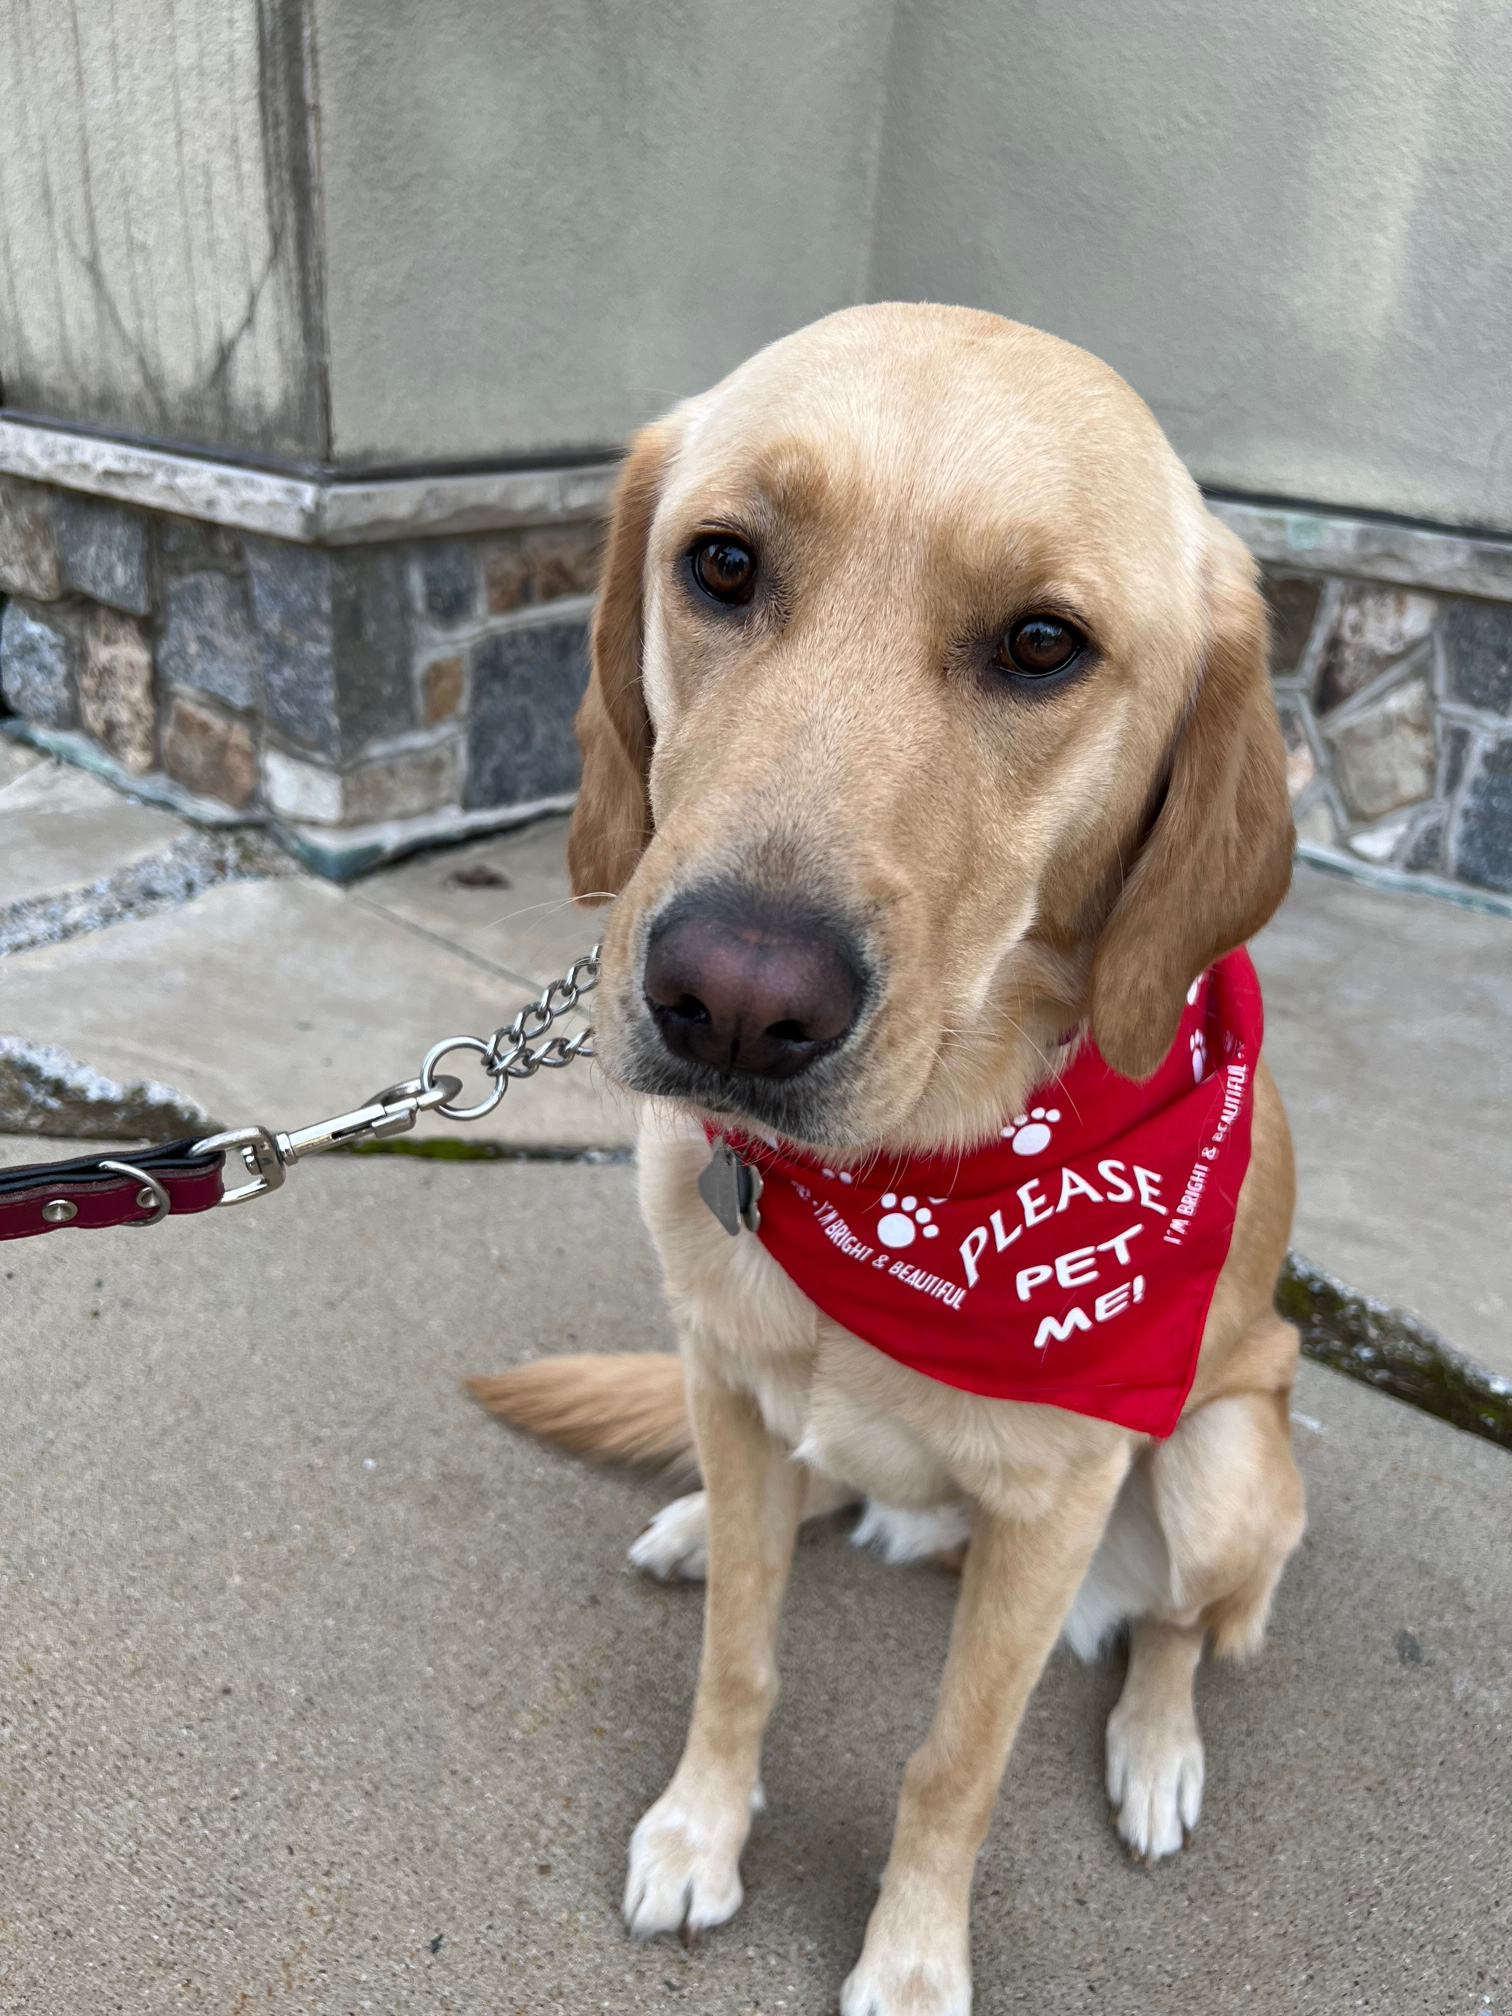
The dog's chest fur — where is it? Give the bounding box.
[639,1120,1127,1523]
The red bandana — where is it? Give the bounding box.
[721,949,1263,1437]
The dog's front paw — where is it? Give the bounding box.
[623,1784,749,1939]
[841,1912,972,2016]
[1105,1695,1204,1862]
[629,1492,709,1582]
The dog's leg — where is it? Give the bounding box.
[1160,1387,1306,1663]
[630,1481,970,1583]
[1105,1618,1205,1861]
[841,1447,1130,2016]
[624,1372,804,1940]
[630,1468,855,1583]
[1097,1384,1303,1864]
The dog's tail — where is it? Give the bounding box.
[465,1354,697,1471]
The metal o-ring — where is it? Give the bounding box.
[98,1160,171,1227]
[420,1036,507,1122]
[365,1074,462,1116]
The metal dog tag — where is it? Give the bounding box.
[698,1135,763,1237]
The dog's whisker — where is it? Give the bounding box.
[480,893,616,932]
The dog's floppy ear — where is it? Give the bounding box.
[567,422,677,903]
[1089,521,1294,1079]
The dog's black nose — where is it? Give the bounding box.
[643,894,865,1080]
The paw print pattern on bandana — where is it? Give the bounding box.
[1190,1031,1208,1082]
[1001,1107,1061,1157]
[877,1194,940,1249]
[821,1167,856,1185]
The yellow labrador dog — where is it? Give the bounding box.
[475,303,1306,2016]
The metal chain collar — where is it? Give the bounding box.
[418,947,602,1122]
[195,946,602,1208]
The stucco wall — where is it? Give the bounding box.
[311,0,892,467]
[0,0,326,458]
[4,1,1510,532]
[870,0,1512,534]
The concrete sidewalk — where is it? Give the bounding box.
[0,1157,1508,2015]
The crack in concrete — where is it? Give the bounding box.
[0,1034,213,1140]
[0,828,296,958]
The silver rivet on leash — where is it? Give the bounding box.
[698,1135,763,1237]
[41,1198,78,1224]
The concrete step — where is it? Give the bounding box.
[0,752,186,911]
[0,737,42,791]
[355,816,609,992]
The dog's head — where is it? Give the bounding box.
[570,305,1291,1155]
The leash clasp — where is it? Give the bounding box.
[196,1124,286,1206]
[197,1076,462,1206]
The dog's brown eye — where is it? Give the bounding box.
[998,616,1084,677]
[690,537,757,606]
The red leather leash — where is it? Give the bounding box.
[0,1139,226,1241]
[0,1078,455,1243]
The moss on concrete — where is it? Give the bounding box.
[341,1136,632,1165]
[1280,1250,1512,1452]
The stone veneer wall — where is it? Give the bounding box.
[0,471,601,876]
[3,459,1512,903]
[1262,571,1512,899]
